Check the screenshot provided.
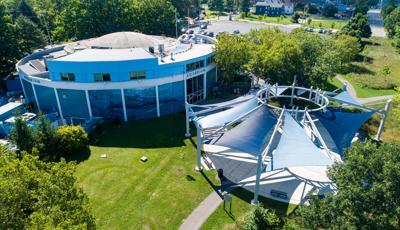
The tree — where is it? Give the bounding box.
[131,0,176,36]
[0,3,18,80]
[307,3,320,14]
[384,7,400,38]
[15,0,41,26]
[0,151,95,229]
[322,2,338,17]
[295,142,400,229]
[335,35,361,65]
[247,29,303,85]
[354,0,369,15]
[53,0,134,41]
[15,15,46,56]
[225,0,234,11]
[209,0,224,12]
[291,12,300,23]
[213,33,250,82]
[33,115,59,161]
[9,116,34,153]
[341,13,372,38]
[239,205,283,230]
[240,0,250,17]
[57,125,89,159]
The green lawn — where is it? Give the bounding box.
[201,188,297,229]
[344,38,400,98]
[73,113,219,229]
[241,14,294,25]
[303,17,348,29]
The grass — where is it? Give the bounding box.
[201,188,297,229]
[241,14,294,25]
[302,17,348,29]
[73,113,219,229]
[344,37,400,98]
[362,104,400,144]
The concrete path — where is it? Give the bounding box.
[179,190,223,230]
[368,9,386,38]
[335,75,392,104]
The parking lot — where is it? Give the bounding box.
[193,19,300,35]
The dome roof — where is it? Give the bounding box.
[87,32,160,49]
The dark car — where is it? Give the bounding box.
[207,32,214,37]
[181,28,187,34]
[233,29,240,34]
[200,23,207,29]
[187,29,195,34]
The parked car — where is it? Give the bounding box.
[187,29,195,34]
[207,32,214,37]
[200,23,208,29]
[233,29,240,34]
[181,28,187,34]
[201,30,208,35]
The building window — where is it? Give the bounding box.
[60,73,75,81]
[130,71,146,80]
[94,73,111,82]
[186,60,204,72]
[206,56,214,66]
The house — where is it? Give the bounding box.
[255,0,294,16]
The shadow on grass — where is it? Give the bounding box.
[343,64,375,75]
[230,187,297,216]
[64,147,91,164]
[89,112,194,149]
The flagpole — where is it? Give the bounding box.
[175,9,178,38]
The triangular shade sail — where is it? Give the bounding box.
[315,110,375,154]
[215,106,277,157]
[271,112,334,170]
[196,97,259,129]
[333,91,361,106]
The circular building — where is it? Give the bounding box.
[17,32,217,124]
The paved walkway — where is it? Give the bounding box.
[179,190,223,230]
[335,75,392,104]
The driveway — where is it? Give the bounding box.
[368,9,386,38]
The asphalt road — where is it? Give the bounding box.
[367,9,386,38]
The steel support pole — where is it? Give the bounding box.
[251,155,262,205]
[375,99,391,141]
[185,103,191,137]
[196,126,203,171]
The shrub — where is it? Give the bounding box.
[57,126,89,158]
[238,205,283,230]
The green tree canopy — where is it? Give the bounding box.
[341,13,372,38]
[9,116,34,153]
[246,29,303,85]
[384,7,400,38]
[57,125,90,159]
[294,142,400,229]
[15,15,46,56]
[208,0,224,12]
[239,205,283,230]
[0,150,95,229]
[240,0,250,16]
[322,2,338,17]
[307,3,320,14]
[33,115,59,161]
[0,3,18,79]
[213,33,250,82]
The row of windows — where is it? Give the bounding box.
[60,71,147,82]
[59,57,215,82]
[186,60,204,72]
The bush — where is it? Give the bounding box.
[238,205,283,230]
[57,126,89,158]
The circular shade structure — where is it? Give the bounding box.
[187,84,388,205]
